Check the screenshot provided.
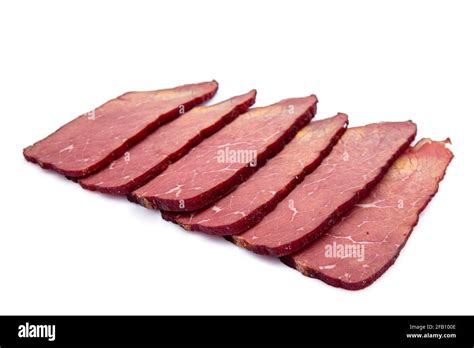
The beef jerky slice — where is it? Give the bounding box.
[130,95,318,211]
[24,81,218,177]
[282,139,453,290]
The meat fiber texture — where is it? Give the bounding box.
[130,95,318,212]
[231,121,417,257]
[23,81,218,178]
[79,90,256,194]
[163,113,349,235]
[281,139,453,290]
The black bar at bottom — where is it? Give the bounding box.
[0,316,472,346]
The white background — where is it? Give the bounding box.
[1,0,473,315]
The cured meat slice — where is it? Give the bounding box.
[79,90,256,194]
[231,121,417,257]
[23,81,218,177]
[163,113,349,235]
[130,95,318,212]
[281,139,453,290]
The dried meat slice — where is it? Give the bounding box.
[231,121,417,257]
[79,90,256,194]
[23,81,218,177]
[162,113,348,235]
[130,95,318,211]
[281,139,453,290]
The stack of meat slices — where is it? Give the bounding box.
[24,81,453,290]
